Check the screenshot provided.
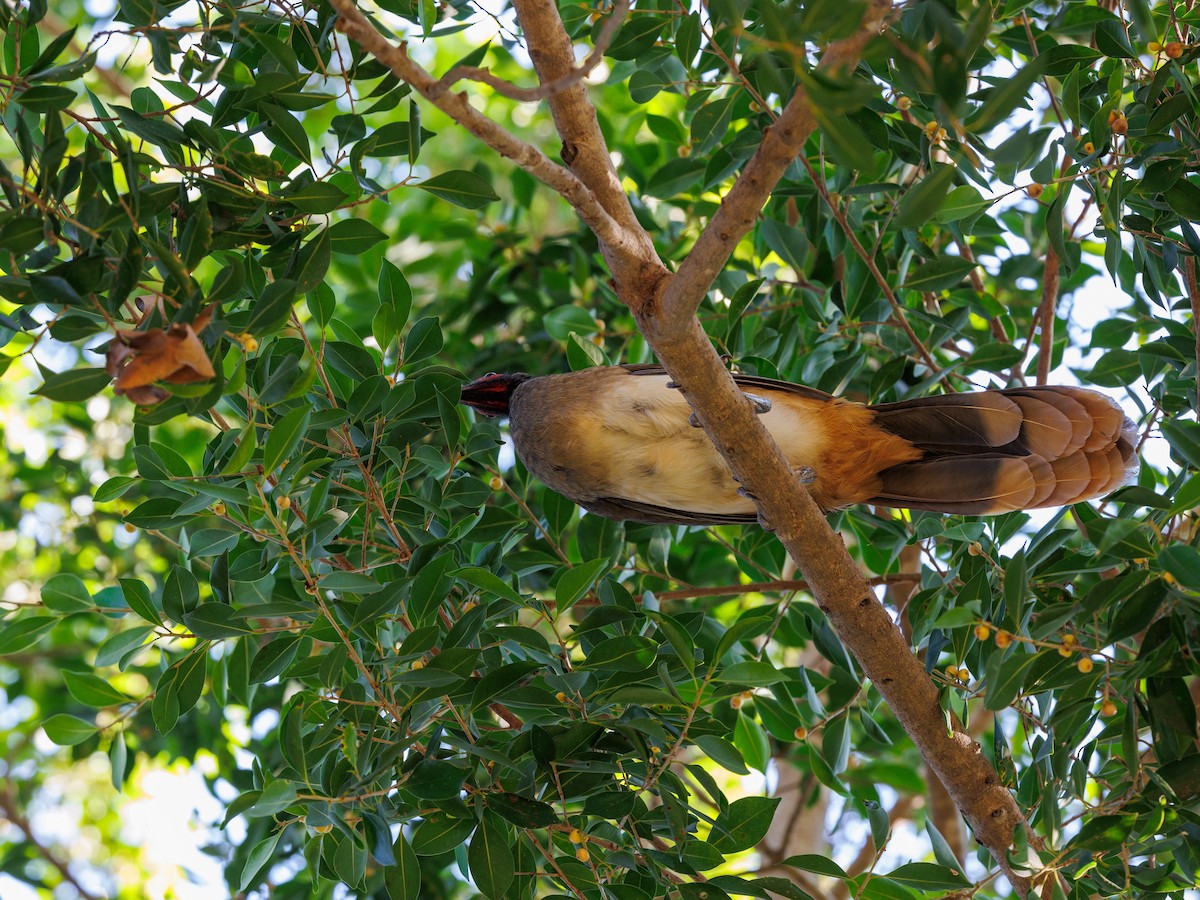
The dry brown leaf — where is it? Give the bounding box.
[108,315,217,405]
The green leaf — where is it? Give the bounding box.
[709,796,781,853]
[40,573,92,612]
[406,758,466,800]
[1159,545,1200,589]
[246,780,297,817]
[468,815,515,899]
[239,830,283,892]
[1161,419,1200,469]
[968,56,1046,132]
[33,367,111,402]
[412,814,475,855]
[329,218,387,255]
[694,734,749,774]
[983,648,1041,710]
[555,558,611,613]
[886,862,971,890]
[896,164,958,229]
[64,670,132,707]
[379,260,413,331]
[454,567,525,605]
[43,713,97,746]
[244,279,296,336]
[403,316,443,366]
[902,257,978,292]
[416,170,499,209]
[780,854,849,879]
[487,792,559,828]
[385,833,422,899]
[261,103,312,166]
[717,660,785,686]
[183,603,255,639]
[0,616,58,655]
[581,635,657,672]
[263,407,310,475]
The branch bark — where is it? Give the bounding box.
[335,0,1035,892]
[1035,246,1060,385]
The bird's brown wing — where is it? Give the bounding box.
[585,494,758,526]
[623,363,835,404]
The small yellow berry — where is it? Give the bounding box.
[1147,40,1163,53]
[1165,41,1184,58]
[568,828,584,844]
[793,726,808,740]
[1026,183,1044,199]
[924,120,939,135]
[995,630,1013,649]
[896,96,912,110]
[1100,699,1117,716]
[489,475,503,491]
[1111,114,1128,135]
[730,695,743,709]
[462,600,477,613]
[411,658,425,670]
[212,501,226,516]
[974,624,991,641]
[1077,657,1094,673]
[650,746,661,756]
[967,542,982,556]
[575,847,590,862]
[1063,634,1077,645]
[276,494,290,510]
[312,823,334,834]
[1058,644,1073,658]
[124,522,137,533]
[236,332,259,352]
[933,126,948,143]
[591,334,604,346]
[555,691,568,702]
[945,664,960,679]
[1083,142,1095,154]
[741,690,754,701]
[1164,572,1178,585]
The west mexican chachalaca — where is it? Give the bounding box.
[461,364,1138,525]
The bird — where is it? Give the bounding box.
[460,364,1138,526]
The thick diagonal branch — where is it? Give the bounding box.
[510,0,665,296]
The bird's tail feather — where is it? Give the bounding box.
[868,387,1138,514]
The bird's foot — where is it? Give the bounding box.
[744,392,772,414]
[756,510,775,532]
[792,466,817,485]
[688,411,703,428]
[666,380,682,390]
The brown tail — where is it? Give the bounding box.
[867,387,1139,514]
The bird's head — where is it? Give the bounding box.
[460,372,531,417]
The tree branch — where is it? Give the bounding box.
[1035,246,1060,385]
[339,0,1036,891]
[509,0,664,295]
[649,1,891,325]
[433,0,628,103]
[330,0,644,267]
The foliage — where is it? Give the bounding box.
[0,0,1198,898]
